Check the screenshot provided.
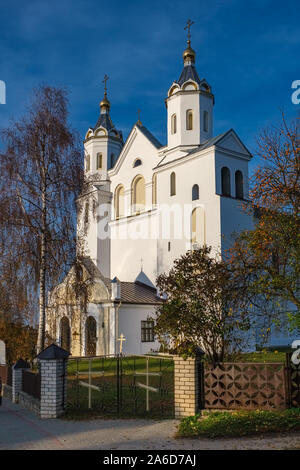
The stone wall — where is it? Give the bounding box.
[18,390,40,415]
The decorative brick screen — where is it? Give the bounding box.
[204,362,287,410]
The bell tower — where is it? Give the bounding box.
[77,77,124,277]
[166,20,214,150]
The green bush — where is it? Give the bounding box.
[177,408,300,438]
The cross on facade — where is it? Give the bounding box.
[102,74,109,94]
[117,333,126,353]
[184,19,195,42]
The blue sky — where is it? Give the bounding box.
[0,0,299,167]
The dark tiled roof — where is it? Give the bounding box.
[177,64,201,86]
[137,125,162,149]
[78,257,161,305]
[119,281,162,305]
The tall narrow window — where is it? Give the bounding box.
[203,111,209,132]
[191,207,206,247]
[141,320,154,342]
[221,167,231,196]
[115,184,124,219]
[235,170,244,199]
[171,114,177,134]
[186,109,193,130]
[152,173,157,206]
[192,184,199,201]
[60,317,71,352]
[97,153,102,170]
[86,154,90,172]
[132,175,145,213]
[170,172,176,196]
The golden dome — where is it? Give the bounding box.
[183,43,196,64]
[100,93,110,111]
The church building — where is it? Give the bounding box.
[46,28,254,356]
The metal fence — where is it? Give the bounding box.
[22,369,41,400]
[66,354,174,418]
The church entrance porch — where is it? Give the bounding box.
[66,354,174,418]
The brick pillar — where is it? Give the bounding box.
[12,359,30,404]
[37,343,69,419]
[174,354,203,418]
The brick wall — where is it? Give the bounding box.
[174,355,201,418]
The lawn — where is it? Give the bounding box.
[224,350,287,363]
[177,408,300,438]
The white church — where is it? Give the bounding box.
[47,27,291,357]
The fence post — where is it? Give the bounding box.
[37,343,70,419]
[12,359,30,404]
[174,349,204,418]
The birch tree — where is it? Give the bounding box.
[0,86,82,353]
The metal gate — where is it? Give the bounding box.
[66,354,174,418]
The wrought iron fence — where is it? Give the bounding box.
[66,354,174,418]
[22,369,41,400]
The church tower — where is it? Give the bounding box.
[77,77,123,277]
[166,20,214,150]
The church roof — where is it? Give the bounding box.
[77,257,161,305]
[119,281,161,305]
[137,125,162,149]
[93,112,115,132]
[176,64,201,86]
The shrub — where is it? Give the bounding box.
[177,409,300,438]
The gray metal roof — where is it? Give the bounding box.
[137,125,162,149]
[37,343,70,360]
[177,64,201,86]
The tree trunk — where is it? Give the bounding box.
[37,177,47,354]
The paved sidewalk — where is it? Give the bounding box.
[1,399,300,450]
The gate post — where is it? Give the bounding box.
[12,359,30,403]
[174,349,204,418]
[37,343,69,419]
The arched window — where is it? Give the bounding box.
[84,201,89,225]
[60,317,71,352]
[86,154,90,172]
[152,173,157,206]
[171,114,177,134]
[86,316,97,356]
[133,159,142,168]
[186,109,193,130]
[132,175,145,213]
[203,111,209,132]
[235,170,244,199]
[115,184,124,219]
[97,153,102,170]
[192,184,199,201]
[170,172,176,196]
[191,207,206,247]
[221,167,231,196]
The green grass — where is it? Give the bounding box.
[224,351,287,363]
[177,408,300,439]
